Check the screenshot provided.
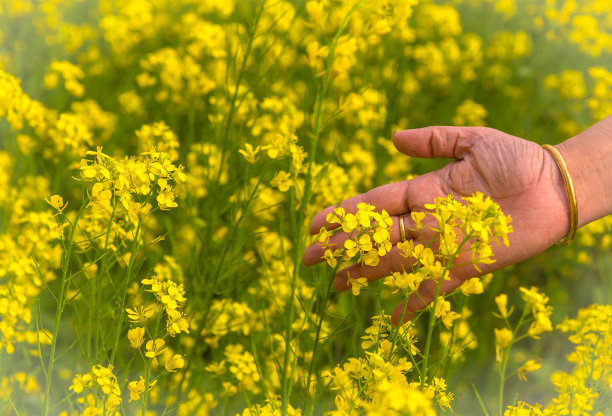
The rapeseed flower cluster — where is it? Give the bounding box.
[316,202,393,268]
[69,365,122,415]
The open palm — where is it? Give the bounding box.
[303,126,569,323]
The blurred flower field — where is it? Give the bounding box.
[0,0,611,415]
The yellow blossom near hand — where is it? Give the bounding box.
[346,275,368,296]
[434,299,451,319]
[517,360,541,382]
[411,211,426,230]
[344,239,358,258]
[323,249,339,268]
[326,207,345,225]
[397,239,414,258]
[460,277,484,295]
[165,354,185,372]
[127,327,145,348]
[341,213,358,233]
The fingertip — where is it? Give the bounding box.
[309,205,334,234]
[392,129,408,148]
[333,275,349,292]
[302,243,320,266]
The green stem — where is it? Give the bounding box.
[142,308,163,415]
[305,266,337,402]
[473,383,491,416]
[43,205,85,416]
[421,234,471,389]
[109,218,142,365]
[498,348,510,416]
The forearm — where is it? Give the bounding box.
[556,114,612,228]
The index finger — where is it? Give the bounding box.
[309,172,444,235]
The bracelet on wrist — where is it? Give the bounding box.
[542,144,578,246]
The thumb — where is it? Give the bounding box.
[392,126,482,159]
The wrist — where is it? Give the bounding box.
[542,145,578,245]
[556,116,612,229]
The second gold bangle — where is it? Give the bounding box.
[542,144,578,246]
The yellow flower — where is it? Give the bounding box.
[270,170,292,192]
[238,143,263,164]
[346,276,368,296]
[69,373,92,393]
[460,277,484,295]
[127,376,157,402]
[165,354,185,372]
[145,338,167,362]
[494,328,513,362]
[166,308,190,336]
[341,213,358,233]
[434,299,451,319]
[126,305,155,323]
[45,195,67,213]
[517,360,541,382]
[411,211,426,230]
[127,327,145,349]
[494,294,514,318]
[323,249,338,268]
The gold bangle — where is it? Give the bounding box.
[542,144,578,246]
[399,214,407,242]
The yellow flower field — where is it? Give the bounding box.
[0,0,611,415]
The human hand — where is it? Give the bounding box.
[303,126,570,324]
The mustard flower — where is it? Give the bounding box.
[127,327,145,349]
[238,143,263,164]
[70,373,93,393]
[495,328,513,361]
[45,194,68,213]
[494,293,514,318]
[165,354,186,372]
[346,275,368,296]
[127,376,157,402]
[126,304,155,323]
[517,360,541,382]
[145,338,167,363]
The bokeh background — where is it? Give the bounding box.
[0,0,611,414]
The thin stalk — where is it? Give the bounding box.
[109,218,142,365]
[43,205,85,416]
[305,266,337,400]
[215,1,265,186]
[498,348,510,416]
[142,308,163,415]
[0,382,21,416]
[497,307,529,415]
[421,234,471,388]
[473,384,491,416]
